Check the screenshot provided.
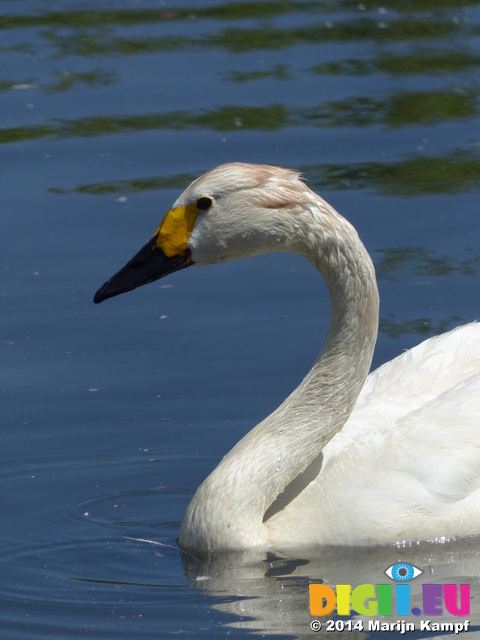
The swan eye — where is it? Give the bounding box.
[196,196,213,211]
[384,562,423,582]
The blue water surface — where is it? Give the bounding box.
[2,1,480,638]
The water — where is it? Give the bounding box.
[2,1,480,638]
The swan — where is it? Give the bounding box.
[94,162,480,551]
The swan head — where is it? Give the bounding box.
[94,163,316,303]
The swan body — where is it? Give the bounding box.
[94,163,480,551]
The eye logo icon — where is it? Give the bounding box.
[385,563,423,582]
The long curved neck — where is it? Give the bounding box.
[179,200,379,550]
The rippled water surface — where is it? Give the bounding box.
[2,1,480,638]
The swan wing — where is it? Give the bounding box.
[266,325,480,546]
[354,322,480,419]
[385,373,480,503]
[343,323,480,503]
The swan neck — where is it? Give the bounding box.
[180,201,379,550]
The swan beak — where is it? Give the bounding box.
[93,235,192,304]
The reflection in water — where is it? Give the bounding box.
[302,89,478,128]
[305,151,480,196]
[311,49,480,77]
[49,151,480,197]
[43,69,116,93]
[0,105,292,144]
[0,69,115,94]
[49,173,200,196]
[181,539,480,638]
[1,2,479,135]
[379,316,465,339]
[2,98,479,143]
[375,247,480,280]
[225,63,291,83]
[2,4,478,57]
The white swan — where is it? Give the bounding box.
[94,163,480,551]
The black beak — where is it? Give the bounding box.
[94,236,193,304]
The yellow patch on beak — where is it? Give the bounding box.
[154,203,200,257]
